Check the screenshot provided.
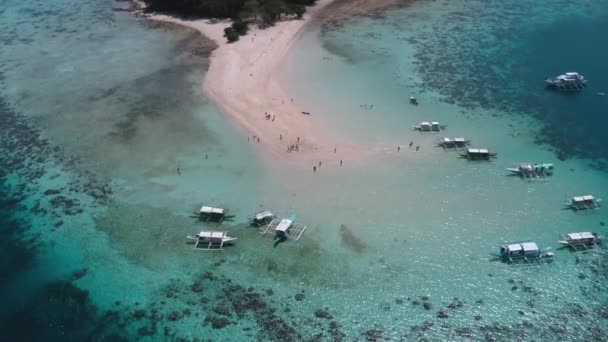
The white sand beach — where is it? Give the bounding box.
[146,0,402,167]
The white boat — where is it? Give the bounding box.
[251,210,275,227]
[412,121,445,132]
[195,205,228,222]
[460,148,497,160]
[492,241,554,263]
[507,163,553,179]
[565,195,602,211]
[187,231,237,250]
[261,213,307,241]
[438,137,470,149]
[558,232,601,250]
[545,72,587,91]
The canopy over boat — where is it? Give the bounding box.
[275,218,293,232]
[255,211,274,221]
[566,232,595,240]
[200,206,225,215]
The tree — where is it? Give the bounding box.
[240,0,260,21]
[290,4,305,19]
[224,27,240,42]
[232,21,249,35]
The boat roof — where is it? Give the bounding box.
[505,242,539,252]
[420,121,430,125]
[582,195,595,201]
[567,232,595,240]
[431,121,440,125]
[198,231,225,239]
[441,137,452,142]
[275,219,293,232]
[506,243,522,252]
[565,72,579,76]
[255,211,274,220]
[573,195,594,202]
[468,148,489,154]
[200,206,225,214]
[521,242,539,252]
[454,137,466,142]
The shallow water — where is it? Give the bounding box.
[2,0,608,340]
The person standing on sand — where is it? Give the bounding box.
[409,141,413,148]
[177,167,181,175]
[318,161,322,167]
[340,160,343,166]
[297,137,300,143]
[416,145,420,151]
[398,146,400,152]
[280,134,282,140]
[313,166,316,172]
[334,147,337,153]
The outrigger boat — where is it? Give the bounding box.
[564,195,602,211]
[438,137,470,149]
[261,213,307,241]
[187,231,237,250]
[558,232,601,251]
[460,148,497,161]
[492,241,554,263]
[545,72,587,91]
[412,121,445,133]
[507,163,554,180]
[251,210,276,227]
[195,205,229,222]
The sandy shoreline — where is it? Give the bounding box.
[139,0,403,167]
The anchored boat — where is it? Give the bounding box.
[260,213,307,242]
[507,163,553,180]
[492,241,554,263]
[558,232,601,251]
[460,148,497,161]
[545,72,587,91]
[187,231,237,250]
[251,210,276,227]
[438,137,470,149]
[412,121,445,133]
[564,195,602,211]
[195,205,229,222]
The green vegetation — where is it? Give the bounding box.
[144,0,316,41]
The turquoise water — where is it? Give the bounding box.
[2,0,608,340]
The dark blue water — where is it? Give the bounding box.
[407,0,608,167]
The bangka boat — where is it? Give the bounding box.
[195,205,228,222]
[558,232,601,251]
[261,213,307,241]
[438,137,470,149]
[460,148,497,161]
[187,231,237,250]
[545,72,587,91]
[492,241,554,263]
[564,195,602,211]
[507,163,553,180]
[251,210,276,227]
[412,121,445,132]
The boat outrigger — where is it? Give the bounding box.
[260,213,307,242]
[412,121,445,133]
[507,163,554,180]
[564,195,602,211]
[545,72,587,91]
[195,206,229,222]
[558,232,601,251]
[438,137,470,149]
[492,241,554,263]
[187,231,237,250]
[460,148,497,161]
[251,210,276,227]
